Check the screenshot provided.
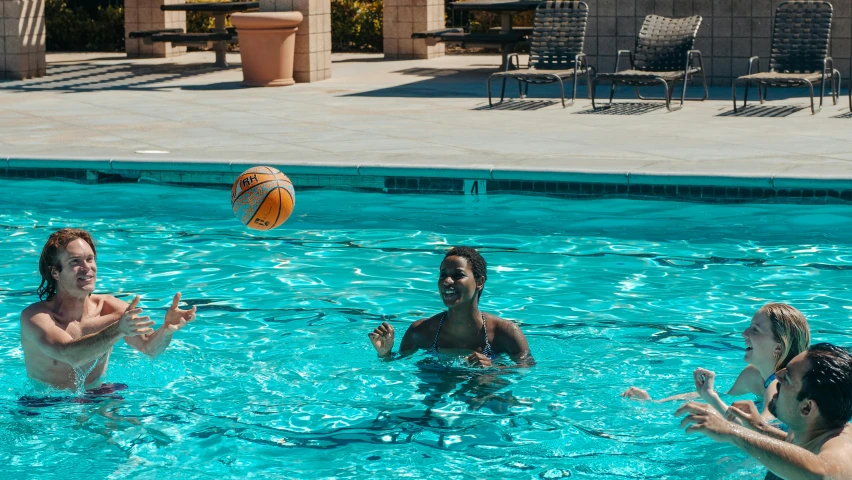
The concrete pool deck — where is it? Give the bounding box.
[1,52,852,193]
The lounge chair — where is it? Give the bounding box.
[486,1,592,108]
[732,1,839,115]
[591,15,706,112]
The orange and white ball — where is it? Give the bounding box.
[231,166,295,230]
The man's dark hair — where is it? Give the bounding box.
[38,228,96,301]
[443,246,487,297]
[797,343,852,428]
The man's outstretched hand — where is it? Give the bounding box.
[163,292,196,334]
[119,295,155,337]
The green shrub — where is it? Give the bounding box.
[44,0,387,53]
[332,0,382,52]
[186,0,234,34]
[45,0,125,51]
[185,0,239,51]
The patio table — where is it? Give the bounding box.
[447,0,540,68]
[160,1,260,67]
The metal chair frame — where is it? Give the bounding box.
[488,53,594,108]
[590,15,707,112]
[731,1,840,115]
[592,48,708,112]
[486,1,592,108]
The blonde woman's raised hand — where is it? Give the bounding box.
[694,367,717,398]
[621,386,652,400]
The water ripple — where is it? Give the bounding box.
[1,180,852,479]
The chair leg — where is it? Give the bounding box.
[591,77,599,109]
[608,81,617,106]
[586,67,595,100]
[732,80,738,113]
[518,79,524,99]
[500,77,507,103]
[759,84,766,105]
[636,71,708,101]
[804,79,816,115]
[832,69,841,105]
[679,77,688,108]
[828,69,840,105]
[819,76,826,110]
[557,77,566,108]
[571,75,579,106]
[732,78,747,113]
[487,75,494,107]
[660,78,674,112]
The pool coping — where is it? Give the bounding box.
[6,155,852,186]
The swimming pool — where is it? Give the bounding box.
[1,178,851,479]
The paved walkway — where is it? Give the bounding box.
[1,52,852,188]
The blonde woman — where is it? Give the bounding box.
[622,303,810,419]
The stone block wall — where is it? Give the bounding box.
[384,0,446,59]
[1,0,46,80]
[583,0,852,87]
[384,0,851,86]
[125,0,187,58]
[260,0,331,82]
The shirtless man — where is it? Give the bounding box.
[676,343,852,480]
[20,228,196,390]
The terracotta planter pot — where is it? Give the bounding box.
[231,12,304,87]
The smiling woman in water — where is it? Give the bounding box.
[367,246,534,368]
[623,303,809,420]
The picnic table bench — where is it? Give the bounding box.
[412,0,540,69]
[129,1,259,67]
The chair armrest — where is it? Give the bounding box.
[686,49,704,68]
[747,56,760,75]
[614,50,634,73]
[824,56,834,76]
[683,49,704,75]
[575,53,595,75]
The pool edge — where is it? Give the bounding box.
[4,155,852,204]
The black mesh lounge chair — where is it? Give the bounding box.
[487,1,592,108]
[732,1,839,115]
[591,15,706,112]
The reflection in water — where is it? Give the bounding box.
[414,356,521,414]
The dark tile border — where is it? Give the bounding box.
[3,168,852,204]
[386,176,852,204]
[1,167,88,182]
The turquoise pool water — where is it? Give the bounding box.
[1,178,852,479]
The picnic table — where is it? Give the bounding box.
[129,1,259,68]
[412,0,541,69]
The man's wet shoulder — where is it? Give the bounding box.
[20,301,52,321]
